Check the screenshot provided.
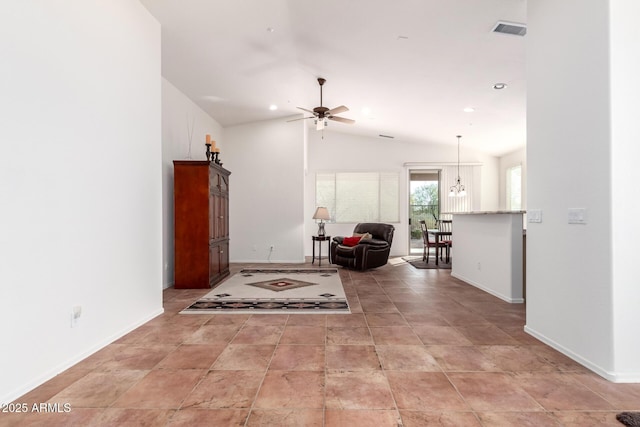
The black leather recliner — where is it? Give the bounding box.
[330,223,395,270]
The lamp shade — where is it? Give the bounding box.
[313,207,330,221]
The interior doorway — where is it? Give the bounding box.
[409,170,441,255]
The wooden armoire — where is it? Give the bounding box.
[173,160,230,289]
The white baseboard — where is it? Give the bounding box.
[1,307,164,405]
[451,272,525,304]
[524,325,640,383]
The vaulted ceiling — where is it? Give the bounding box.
[140,0,527,156]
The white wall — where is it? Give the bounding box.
[220,120,499,262]
[610,1,640,380]
[224,118,306,262]
[499,147,527,210]
[161,78,223,288]
[526,0,640,381]
[0,1,163,402]
[305,130,500,256]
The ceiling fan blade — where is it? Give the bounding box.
[296,107,316,114]
[286,116,313,122]
[327,105,349,115]
[328,116,355,124]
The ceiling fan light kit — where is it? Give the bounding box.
[315,119,327,130]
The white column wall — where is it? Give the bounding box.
[610,1,640,380]
[0,1,163,402]
[526,0,640,381]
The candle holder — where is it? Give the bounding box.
[214,152,223,166]
[205,143,212,161]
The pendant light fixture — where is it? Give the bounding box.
[449,135,467,197]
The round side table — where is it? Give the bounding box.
[312,235,331,266]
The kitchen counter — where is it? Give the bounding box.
[450,212,525,303]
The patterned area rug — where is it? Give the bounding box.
[181,268,349,314]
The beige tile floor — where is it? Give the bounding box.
[4,261,640,426]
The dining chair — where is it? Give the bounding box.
[438,219,453,263]
[420,220,447,263]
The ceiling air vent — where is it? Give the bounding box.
[492,21,527,36]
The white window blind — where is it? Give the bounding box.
[316,172,399,223]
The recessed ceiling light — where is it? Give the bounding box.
[269,104,277,111]
[493,83,507,90]
[463,107,475,113]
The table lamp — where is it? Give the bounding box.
[312,207,330,236]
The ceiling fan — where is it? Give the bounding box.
[289,77,355,130]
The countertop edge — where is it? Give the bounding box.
[445,211,526,215]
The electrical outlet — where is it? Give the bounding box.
[71,306,82,328]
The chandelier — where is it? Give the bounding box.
[449,135,467,197]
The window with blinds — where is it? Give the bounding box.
[316,172,400,223]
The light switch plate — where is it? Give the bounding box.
[528,209,542,223]
[568,208,587,224]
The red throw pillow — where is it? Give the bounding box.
[342,236,362,247]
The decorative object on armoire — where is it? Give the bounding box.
[204,135,223,165]
[173,160,230,289]
[186,115,195,159]
[449,135,467,197]
[213,147,222,166]
[205,134,213,161]
[312,207,331,236]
